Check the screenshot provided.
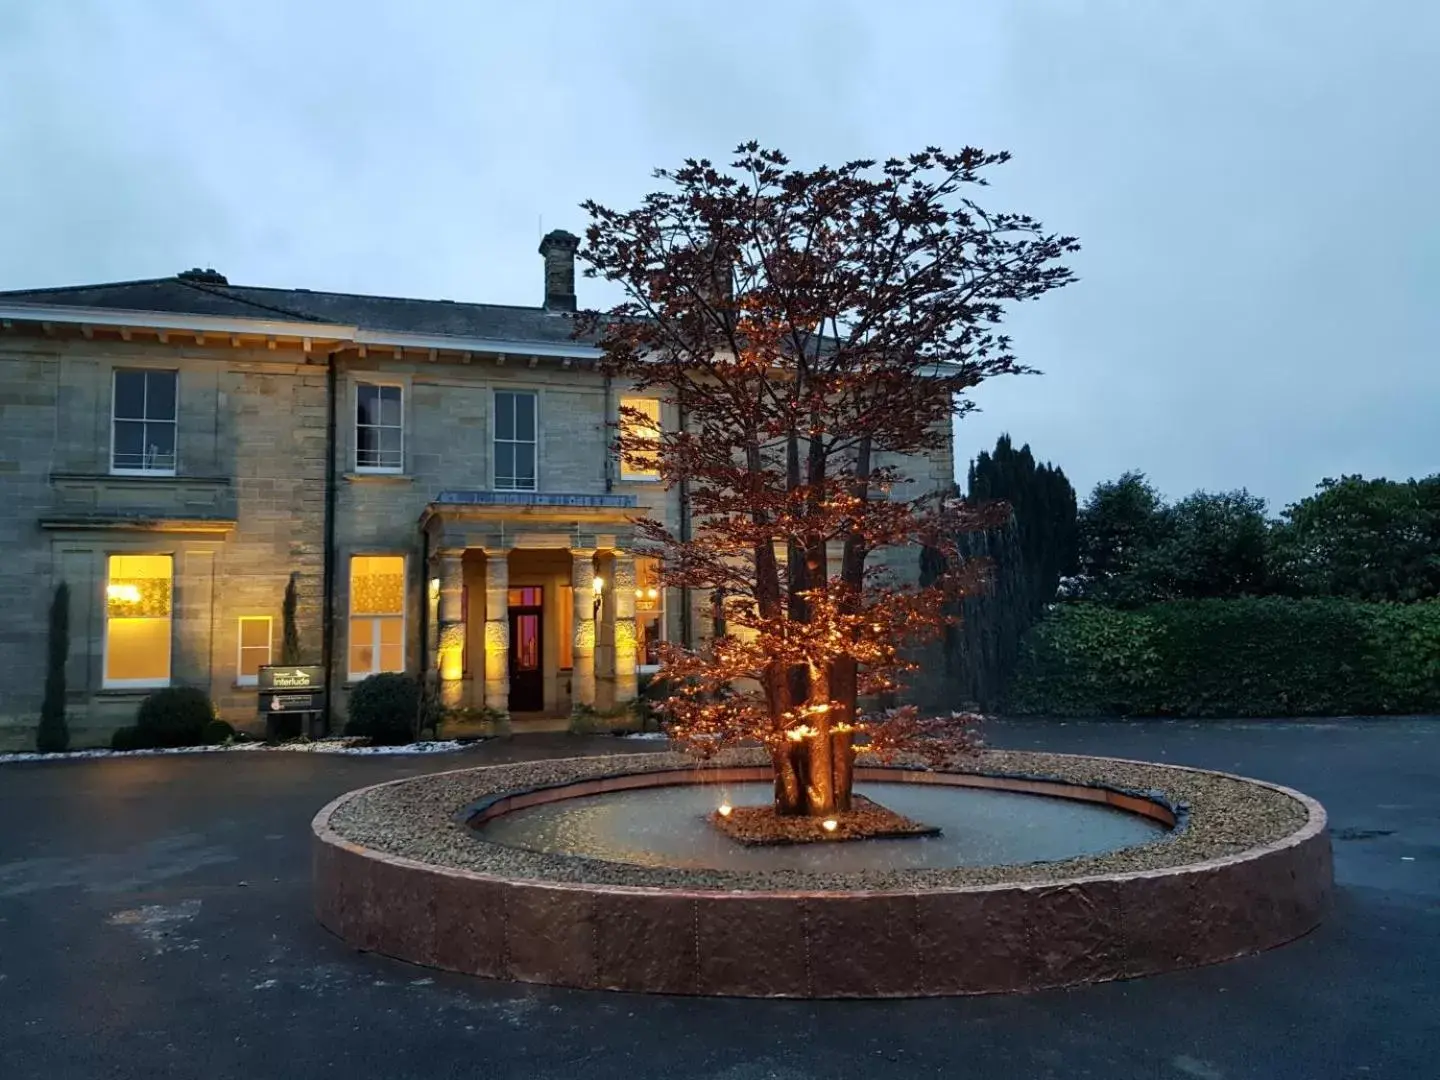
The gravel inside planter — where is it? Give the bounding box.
[324,749,1310,893]
[711,794,941,846]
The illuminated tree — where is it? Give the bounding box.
[578,144,1078,817]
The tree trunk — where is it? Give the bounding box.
[831,727,854,811]
[803,663,835,816]
[772,742,804,815]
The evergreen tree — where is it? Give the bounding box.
[36,582,70,753]
[915,435,1077,710]
[281,573,302,665]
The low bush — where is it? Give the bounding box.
[344,672,420,745]
[110,726,142,751]
[1007,599,1440,718]
[130,686,215,748]
[203,718,236,745]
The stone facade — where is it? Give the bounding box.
[0,257,956,750]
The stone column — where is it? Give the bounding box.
[612,552,639,704]
[436,551,466,709]
[482,549,510,713]
[570,549,597,708]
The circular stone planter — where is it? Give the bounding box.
[312,750,1332,998]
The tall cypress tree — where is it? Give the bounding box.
[922,435,1077,709]
[36,582,70,753]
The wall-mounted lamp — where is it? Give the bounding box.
[592,575,605,619]
[428,577,441,601]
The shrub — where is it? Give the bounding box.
[111,726,142,751]
[36,582,71,753]
[1007,598,1440,718]
[203,718,236,745]
[132,686,215,748]
[344,673,420,745]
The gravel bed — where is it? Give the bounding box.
[323,749,1311,893]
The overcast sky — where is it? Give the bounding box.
[2,0,1435,511]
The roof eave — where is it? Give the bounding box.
[353,328,601,361]
[0,301,355,340]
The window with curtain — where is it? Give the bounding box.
[349,555,405,678]
[356,382,403,471]
[619,396,661,481]
[105,554,173,686]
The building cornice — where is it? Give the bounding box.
[0,302,601,361]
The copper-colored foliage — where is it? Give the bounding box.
[577,144,1078,814]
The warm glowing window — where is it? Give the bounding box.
[494,390,537,490]
[356,383,403,472]
[635,556,665,668]
[558,585,574,669]
[349,555,405,679]
[619,396,661,481]
[237,616,272,686]
[112,369,177,474]
[104,554,172,687]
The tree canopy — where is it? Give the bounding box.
[577,143,1078,814]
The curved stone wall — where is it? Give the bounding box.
[312,756,1332,997]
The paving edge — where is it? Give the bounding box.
[311,754,1333,998]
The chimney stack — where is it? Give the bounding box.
[538,229,580,313]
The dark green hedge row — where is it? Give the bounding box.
[1007,599,1440,718]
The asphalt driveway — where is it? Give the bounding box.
[0,720,1436,1080]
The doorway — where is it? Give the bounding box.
[507,586,544,712]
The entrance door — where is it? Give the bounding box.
[507,587,544,712]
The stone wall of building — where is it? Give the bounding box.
[0,326,957,750]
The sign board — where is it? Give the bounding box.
[258,665,325,691]
[264,691,326,713]
[257,665,326,722]
[435,490,637,509]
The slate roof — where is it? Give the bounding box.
[0,274,589,346]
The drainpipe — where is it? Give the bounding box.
[602,370,614,492]
[321,350,339,734]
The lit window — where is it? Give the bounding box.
[619,396,661,481]
[237,616,272,686]
[112,370,177,474]
[356,383,403,472]
[104,554,172,687]
[494,391,537,490]
[349,555,405,679]
[635,557,665,668]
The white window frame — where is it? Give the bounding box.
[493,389,538,491]
[102,554,174,690]
[110,369,178,476]
[355,381,405,474]
[619,396,662,482]
[348,554,407,682]
[236,616,273,687]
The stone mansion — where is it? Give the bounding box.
[0,233,955,749]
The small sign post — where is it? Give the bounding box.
[257,665,327,738]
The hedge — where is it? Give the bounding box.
[1006,598,1440,718]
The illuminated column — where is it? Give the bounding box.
[570,549,597,708]
[483,549,510,712]
[436,551,466,709]
[612,552,638,704]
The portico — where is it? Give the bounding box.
[421,492,645,717]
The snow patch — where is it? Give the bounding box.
[619,732,669,741]
[0,738,476,765]
[107,899,202,954]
